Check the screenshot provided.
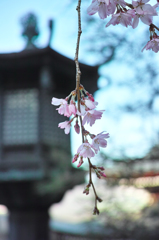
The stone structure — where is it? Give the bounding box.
[0,15,98,240]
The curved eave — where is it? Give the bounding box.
[0,47,98,93]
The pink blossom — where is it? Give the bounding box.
[84,99,98,110]
[82,110,104,126]
[58,121,71,134]
[106,12,133,28]
[87,0,99,16]
[106,0,116,15]
[132,15,139,28]
[140,14,153,24]
[79,101,86,115]
[127,9,136,18]
[78,99,98,116]
[68,100,77,116]
[131,0,157,28]
[51,97,70,117]
[51,97,67,106]
[87,0,116,19]
[132,13,153,28]
[56,104,70,117]
[142,36,159,53]
[132,0,157,15]
[91,132,110,153]
[77,142,95,158]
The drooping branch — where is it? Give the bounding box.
[74,0,103,215]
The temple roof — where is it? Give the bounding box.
[0,47,98,93]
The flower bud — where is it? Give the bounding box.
[77,157,84,168]
[74,120,80,134]
[98,166,105,171]
[99,171,106,178]
[93,207,100,215]
[72,154,79,163]
[97,196,103,203]
[86,91,95,102]
[83,186,89,195]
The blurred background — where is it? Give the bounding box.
[0,0,159,240]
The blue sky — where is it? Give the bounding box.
[0,0,159,159]
[0,0,77,56]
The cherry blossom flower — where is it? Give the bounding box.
[106,0,116,15]
[131,0,158,28]
[82,110,104,126]
[51,97,70,117]
[58,121,71,134]
[84,99,98,110]
[87,0,99,16]
[78,99,98,116]
[132,0,157,16]
[56,104,70,117]
[87,0,116,19]
[142,35,159,52]
[132,14,153,28]
[51,97,66,106]
[68,100,77,116]
[77,142,95,158]
[106,12,133,27]
[91,132,110,153]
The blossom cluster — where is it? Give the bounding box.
[87,0,159,52]
[52,84,109,188]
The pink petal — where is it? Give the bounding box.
[58,121,68,128]
[142,4,157,15]
[140,15,152,25]
[142,0,150,4]
[98,3,107,19]
[51,97,66,106]
[64,124,71,134]
[85,99,96,109]
[132,15,139,29]
[87,0,99,15]
[136,6,144,15]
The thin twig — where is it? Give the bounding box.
[74,0,101,214]
[75,0,82,106]
[75,0,84,143]
[88,158,98,208]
